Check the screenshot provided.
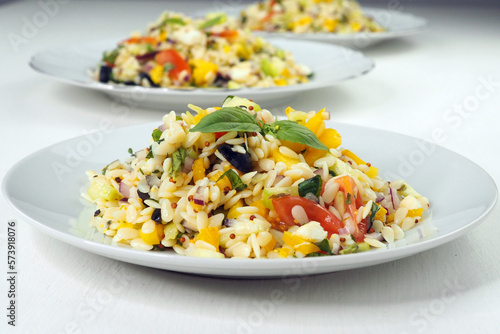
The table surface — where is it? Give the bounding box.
[1,1,500,333]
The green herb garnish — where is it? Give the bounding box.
[152,129,162,142]
[346,193,352,205]
[218,169,247,191]
[163,17,186,26]
[298,175,322,198]
[128,148,134,157]
[169,147,187,176]
[190,106,328,151]
[102,49,119,65]
[199,14,227,29]
[145,146,154,159]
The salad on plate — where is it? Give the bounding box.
[240,0,386,34]
[93,11,311,89]
[83,96,435,259]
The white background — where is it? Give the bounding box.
[1,0,500,333]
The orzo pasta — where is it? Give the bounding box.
[83,96,434,259]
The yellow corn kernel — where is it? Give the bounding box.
[227,199,245,219]
[139,223,164,245]
[192,158,206,183]
[250,200,269,218]
[196,227,220,250]
[374,206,387,222]
[408,208,424,217]
[223,45,231,53]
[150,65,164,84]
[272,149,301,168]
[273,78,288,86]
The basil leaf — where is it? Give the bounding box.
[169,147,186,176]
[263,120,328,151]
[163,17,186,26]
[199,14,227,29]
[346,193,352,205]
[189,107,261,133]
[152,129,162,142]
[218,169,247,191]
[367,202,379,231]
[128,148,134,157]
[298,175,322,198]
[316,239,333,254]
[102,49,119,65]
[146,145,154,159]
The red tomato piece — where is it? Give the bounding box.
[272,196,343,237]
[155,49,191,81]
[215,132,228,139]
[334,175,368,242]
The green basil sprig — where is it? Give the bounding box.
[162,17,186,26]
[189,107,328,151]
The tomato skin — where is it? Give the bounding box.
[215,131,228,139]
[155,49,191,81]
[334,175,368,242]
[211,30,239,40]
[272,196,343,236]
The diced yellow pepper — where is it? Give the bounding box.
[150,65,164,84]
[387,213,395,223]
[211,170,232,192]
[342,149,378,177]
[351,21,362,32]
[139,223,164,245]
[117,222,134,230]
[324,18,339,32]
[272,149,301,169]
[281,68,291,78]
[276,247,291,258]
[192,158,206,183]
[408,208,424,217]
[223,45,231,53]
[159,31,167,42]
[295,242,321,255]
[374,206,387,222]
[293,16,313,28]
[305,108,327,136]
[319,128,342,149]
[196,227,220,250]
[193,109,208,124]
[273,78,288,86]
[282,231,306,247]
[227,199,245,219]
[263,236,277,253]
[190,59,218,86]
[250,200,269,218]
[303,147,327,166]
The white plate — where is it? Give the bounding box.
[3,120,496,278]
[29,39,374,110]
[235,8,428,48]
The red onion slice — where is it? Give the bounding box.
[119,182,131,198]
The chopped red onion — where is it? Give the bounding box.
[313,168,323,175]
[119,198,129,205]
[304,193,319,203]
[337,227,349,235]
[119,182,131,198]
[182,156,195,174]
[364,232,383,241]
[390,187,400,210]
[193,198,205,206]
[375,193,385,203]
[158,124,167,132]
[272,175,285,186]
[224,219,237,227]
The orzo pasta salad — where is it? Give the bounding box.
[83,96,433,259]
[93,11,311,89]
[240,0,385,34]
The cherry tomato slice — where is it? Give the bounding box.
[272,196,343,237]
[155,49,191,81]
